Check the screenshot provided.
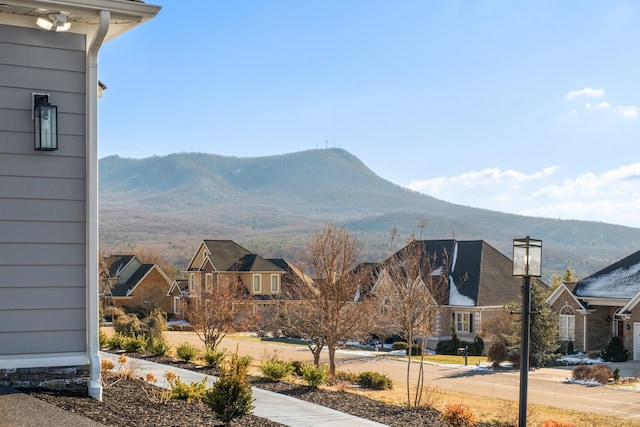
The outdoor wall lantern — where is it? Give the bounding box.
[36,13,71,32]
[33,94,58,151]
[626,323,631,331]
[607,315,612,323]
[512,236,542,427]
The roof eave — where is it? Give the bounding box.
[0,0,160,41]
[576,297,629,306]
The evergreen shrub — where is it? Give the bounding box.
[259,359,294,380]
[176,342,198,362]
[300,363,328,388]
[357,371,393,390]
[391,341,408,351]
[122,335,147,353]
[204,348,227,368]
[148,338,171,356]
[205,351,254,424]
[600,336,629,362]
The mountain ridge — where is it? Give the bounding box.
[99,148,640,279]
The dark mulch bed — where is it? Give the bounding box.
[24,353,501,427]
[27,379,281,427]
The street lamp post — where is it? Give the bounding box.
[512,236,542,427]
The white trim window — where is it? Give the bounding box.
[189,273,196,293]
[559,305,575,341]
[205,273,212,293]
[455,312,473,334]
[271,274,279,293]
[173,297,181,314]
[253,274,261,293]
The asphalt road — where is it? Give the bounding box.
[163,331,640,423]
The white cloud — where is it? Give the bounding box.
[407,166,557,194]
[406,164,640,228]
[585,102,610,110]
[564,87,638,119]
[615,105,639,118]
[565,87,605,100]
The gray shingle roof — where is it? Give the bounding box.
[203,240,283,272]
[385,239,522,307]
[105,254,135,278]
[573,250,640,299]
[110,264,154,296]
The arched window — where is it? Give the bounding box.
[559,305,575,341]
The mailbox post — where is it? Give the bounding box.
[458,345,469,366]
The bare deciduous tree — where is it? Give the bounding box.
[372,237,448,408]
[276,300,326,365]
[280,224,374,376]
[133,248,179,281]
[183,275,249,351]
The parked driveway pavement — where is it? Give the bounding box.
[0,385,107,427]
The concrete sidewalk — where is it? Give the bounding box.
[101,352,387,427]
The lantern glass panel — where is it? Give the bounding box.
[35,104,58,151]
[513,238,542,277]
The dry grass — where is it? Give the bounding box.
[342,384,640,427]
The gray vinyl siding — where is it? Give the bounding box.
[0,24,87,359]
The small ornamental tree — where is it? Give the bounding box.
[278,224,374,375]
[373,228,448,409]
[184,275,249,351]
[205,348,254,425]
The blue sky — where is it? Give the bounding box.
[98,1,640,228]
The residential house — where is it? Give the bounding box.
[181,240,285,315]
[546,249,640,360]
[102,255,174,315]
[266,257,315,299]
[167,278,188,319]
[370,239,524,351]
[185,240,285,297]
[0,1,160,399]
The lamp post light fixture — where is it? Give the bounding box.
[33,94,58,151]
[512,236,542,427]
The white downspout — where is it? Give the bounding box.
[87,10,109,401]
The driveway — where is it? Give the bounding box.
[163,331,640,422]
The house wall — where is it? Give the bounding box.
[425,307,485,352]
[188,271,202,296]
[189,271,282,297]
[238,272,281,296]
[0,24,89,387]
[113,268,174,314]
[548,291,587,352]
[585,309,612,352]
[623,310,639,359]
